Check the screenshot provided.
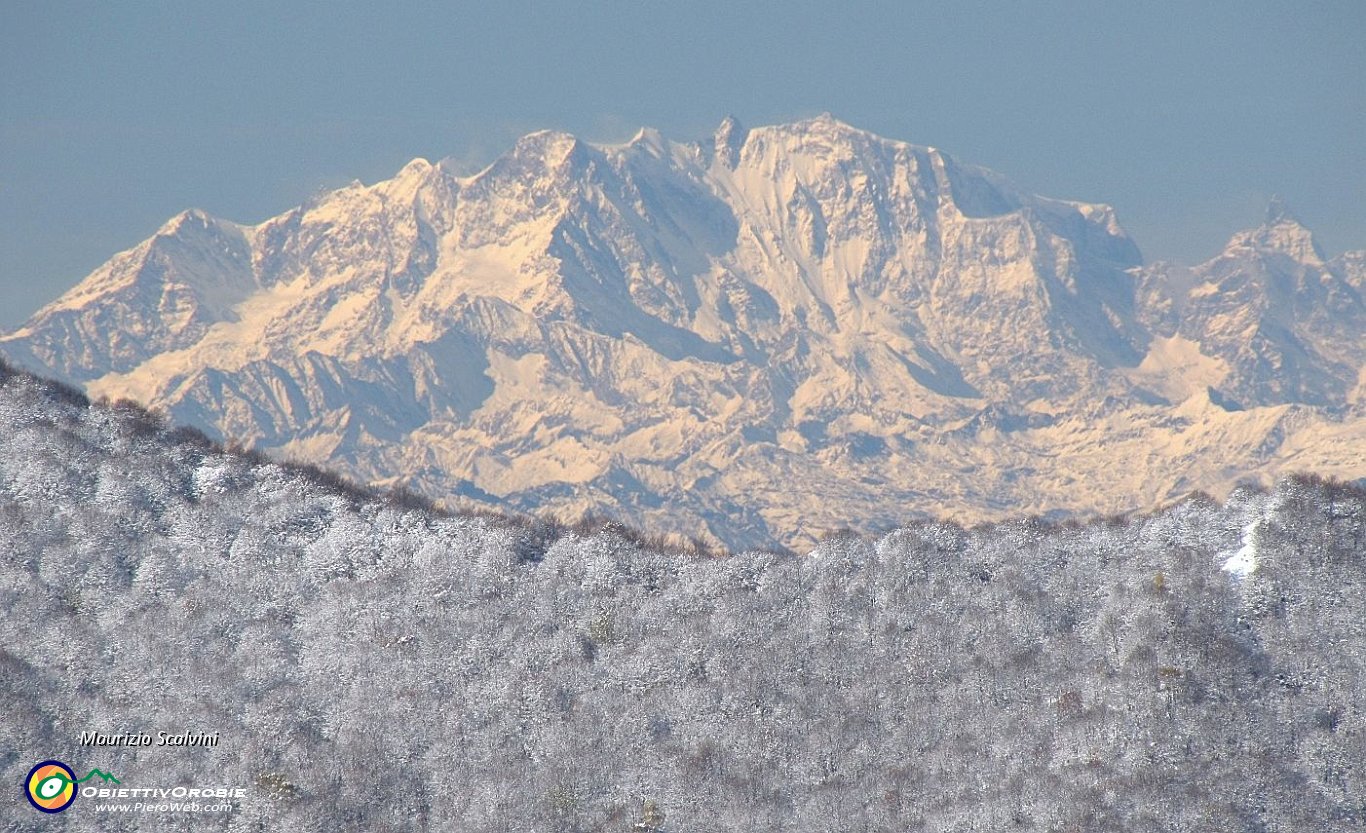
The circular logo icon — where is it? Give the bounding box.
[25,760,78,814]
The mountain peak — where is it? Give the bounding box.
[513,129,585,164]
[789,111,866,138]
[1227,199,1323,263]
[158,208,214,235]
[716,113,744,134]
[397,157,433,178]
[807,111,848,127]
[471,129,590,185]
[628,126,666,149]
[713,115,748,168]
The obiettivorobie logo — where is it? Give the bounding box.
[23,760,244,815]
[24,760,120,814]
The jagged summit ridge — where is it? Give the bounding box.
[2,118,1363,549]
[1233,196,1326,264]
[1136,197,1364,409]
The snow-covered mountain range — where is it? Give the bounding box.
[4,115,1363,550]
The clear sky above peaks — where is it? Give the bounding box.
[2,1,1363,328]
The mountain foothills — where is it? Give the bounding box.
[2,362,1364,831]
[3,116,1363,550]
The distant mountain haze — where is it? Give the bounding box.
[3,116,1363,550]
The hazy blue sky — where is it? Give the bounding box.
[2,1,1363,328]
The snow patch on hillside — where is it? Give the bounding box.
[1222,492,1276,579]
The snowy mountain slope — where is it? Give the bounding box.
[1,209,259,382]
[3,117,1363,549]
[1135,200,1366,409]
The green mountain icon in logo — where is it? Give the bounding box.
[77,769,120,785]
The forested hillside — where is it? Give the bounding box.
[2,357,1364,832]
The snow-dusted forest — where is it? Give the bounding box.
[2,356,1364,832]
